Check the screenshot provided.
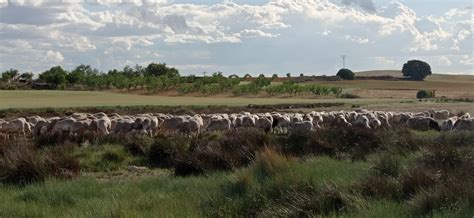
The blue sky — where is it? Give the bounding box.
[0,0,472,76]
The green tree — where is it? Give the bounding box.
[1,68,19,82]
[286,73,291,78]
[254,74,271,88]
[122,65,142,78]
[19,72,34,81]
[39,66,67,88]
[67,64,92,84]
[145,63,179,78]
[402,60,432,81]
[336,68,355,80]
[145,63,167,77]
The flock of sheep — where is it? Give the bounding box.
[0,109,473,141]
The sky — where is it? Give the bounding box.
[0,0,472,76]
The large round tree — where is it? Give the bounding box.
[336,68,354,80]
[402,60,432,81]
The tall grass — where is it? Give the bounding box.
[0,129,473,216]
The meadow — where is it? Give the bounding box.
[1,71,473,115]
[0,90,402,109]
[1,72,473,217]
[1,128,473,217]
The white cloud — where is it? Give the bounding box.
[238,29,278,38]
[45,50,64,63]
[460,56,474,66]
[344,35,370,44]
[9,39,32,49]
[437,56,452,66]
[112,37,155,50]
[0,0,472,75]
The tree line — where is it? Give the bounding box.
[1,59,432,96]
[0,63,344,97]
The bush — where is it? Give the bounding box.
[400,166,438,198]
[371,153,401,178]
[0,141,79,186]
[409,185,464,215]
[0,142,46,186]
[339,93,360,99]
[416,90,433,99]
[358,175,402,201]
[147,136,189,168]
[176,83,195,94]
[336,68,355,80]
[317,183,366,214]
[79,144,129,172]
[124,135,153,156]
[420,146,463,170]
[43,145,80,180]
[207,149,368,216]
[176,129,269,176]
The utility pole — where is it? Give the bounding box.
[341,55,347,69]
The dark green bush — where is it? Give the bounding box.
[339,93,360,99]
[0,141,79,186]
[124,135,154,156]
[336,68,355,80]
[147,136,189,168]
[358,175,402,201]
[416,90,432,99]
[371,153,401,177]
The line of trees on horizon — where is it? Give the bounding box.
[0,59,432,95]
[0,63,347,97]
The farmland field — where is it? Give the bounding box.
[1,72,473,114]
[1,73,473,217]
[0,90,402,109]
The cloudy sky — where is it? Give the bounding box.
[0,0,472,76]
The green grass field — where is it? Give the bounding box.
[1,122,473,217]
[0,155,402,217]
[0,90,404,109]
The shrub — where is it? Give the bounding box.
[336,68,354,80]
[252,147,290,180]
[371,153,401,177]
[0,141,79,186]
[358,175,402,201]
[174,129,270,176]
[409,185,463,215]
[400,166,438,198]
[175,143,232,176]
[420,146,463,171]
[219,129,269,167]
[124,135,153,156]
[43,145,80,179]
[147,136,189,168]
[317,183,366,214]
[176,83,195,94]
[79,144,129,172]
[0,142,46,186]
[416,90,433,99]
[339,93,360,99]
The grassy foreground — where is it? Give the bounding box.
[0,157,371,217]
[1,128,473,217]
